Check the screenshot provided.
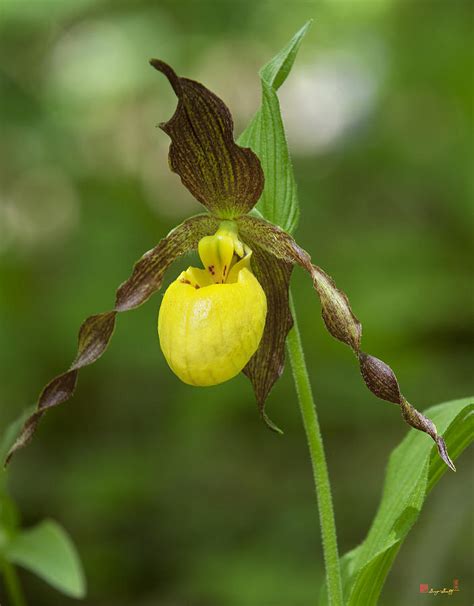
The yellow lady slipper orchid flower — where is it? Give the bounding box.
[158,223,267,386]
[6,57,454,473]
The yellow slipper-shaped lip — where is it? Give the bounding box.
[158,266,267,386]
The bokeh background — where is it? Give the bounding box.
[0,0,473,604]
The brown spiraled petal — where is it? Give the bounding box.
[237,215,310,266]
[73,312,117,368]
[242,244,294,432]
[115,214,218,311]
[434,435,456,472]
[400,397,456,471]
[38,371,79,411]
[150,60,264,218]
[311,266,362,351]
[238,214,455,470]
[359,353,401,404]
[5,411,44,460]
[311,264,455,470]
[6,214,218,465]
[238,216,361,349]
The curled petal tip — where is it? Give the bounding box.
[436,436,456,472]
[149,59,181,95]
[149,58,170,71]
[262,411,284,435]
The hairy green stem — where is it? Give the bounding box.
[1,560,27,606]
[287,293,343,606]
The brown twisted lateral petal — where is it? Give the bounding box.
[242,243,294,432]
[237,215,456,471]
[6,214,219,465]
[150,59,264,219]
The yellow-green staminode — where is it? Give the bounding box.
[158,222,267,386]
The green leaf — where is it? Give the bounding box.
[320,397,473,605]
[238,20,312,234]
[259,21,313,91]
[0,495,20,547]
[5,519,86,598]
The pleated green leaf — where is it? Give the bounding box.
[5,520,86,598]
[238,21,312,234]
[320,397,473,605]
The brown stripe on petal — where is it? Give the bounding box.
[237,214,455,471]
[150,60,264,218]
[6,214,218,465]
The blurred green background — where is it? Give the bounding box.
[1,0,473,604]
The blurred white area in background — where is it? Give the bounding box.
[0,0,97,23]
[279,49,383,154]
[0,170,79,254]
[42,13,200,219]
[49,22,140,102]
[41,21,388,218]
[45,13,178,173]
[47,14,176,106]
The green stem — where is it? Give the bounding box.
[1,560,27,606]
[287,292,344,606]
